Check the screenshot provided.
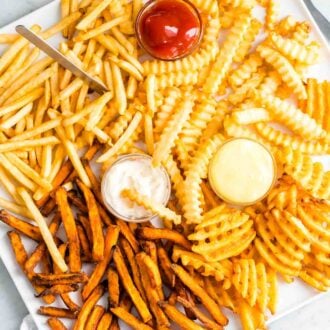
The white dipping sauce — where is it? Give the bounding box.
[101,155,170,220]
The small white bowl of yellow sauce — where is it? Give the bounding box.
[208,138,277,206]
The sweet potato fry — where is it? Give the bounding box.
[82,142,101,161]
[77,224,92,261]
[61,292,80,313]
[136,254,169,328]
[97,313,112,330]
[171,264,228,325]
[67,191,88,213]
[82,225,120,300]
[157,244,176,288]
[85,305,105,330]
[116,220,139,253]
[36,159,73,208]
[82,159,103,204]
[36,284,79,297]
[120,237,146,301]
[56,187,81,271]
[0,210,41,241]
[136,227,191,250]
[177,296,223,330]
[113,246,152,323]
[107,267,120,308]
[110,307,153,330]
[76,179,104,261]
[32,272,88,286]
[47,317,67,330]
[41,198,57,216]
[77,214,93,243]
[141,241,158,265]
[74,284,105,330]
[158,301,204,330]
[38,306,77,319]
[7,231,28,269]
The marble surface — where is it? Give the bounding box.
[0,1,329,329]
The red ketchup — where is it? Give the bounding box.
[136,0,202,60]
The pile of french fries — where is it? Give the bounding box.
[0,0,329,329]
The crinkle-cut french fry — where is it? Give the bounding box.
[172,246,228,281]
[171,264,228,325]
[153,96,194,167]
[265,0,279,30]
[179,96,218,155]
[183,134,224,224]
[292,21,311,44]
[270,32,319,64]
[253,90,325,139]
[280,148,330,200]
[97,111,142,162]
[229,54,263,88]
[189,0,219,16]
[257,44,307,99]
[203,12,252,94]
[156,70,199,90]
[233,108,270,125]
[255,122,328,154]
[18,187,68,272]
[121,188,181,224]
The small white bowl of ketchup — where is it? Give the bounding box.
[135,0,203,61]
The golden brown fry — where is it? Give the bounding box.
[158,301,204,330]
[97,313,112,330]
[7,231,28,269]
[137,227,191,250]
[172,264,228,325]
[77,224,92,261]
[74,284,105,330]
[38,306,77,319]
[76,179,104,261]
[56,187,81,272]
[36,284,79,297]
[113,246,152,323]
[0,210,42,241]
[110,307,153,330]
[47,317,67,330]
[177,296,223,330]
[157,244,176,288]
[108,267,120,308]
[32,272,88,286]
[85,305,105,330]
[82,225,119,300]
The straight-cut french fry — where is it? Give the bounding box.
[0,136,59,153]
[18,187,68,272]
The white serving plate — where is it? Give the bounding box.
[0,1,329,329]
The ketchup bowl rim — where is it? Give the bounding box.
[134,0,204,61]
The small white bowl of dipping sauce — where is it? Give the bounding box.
[101,154,171,222]
[208,138,277,206]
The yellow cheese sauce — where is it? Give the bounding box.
[208,138,276,205]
